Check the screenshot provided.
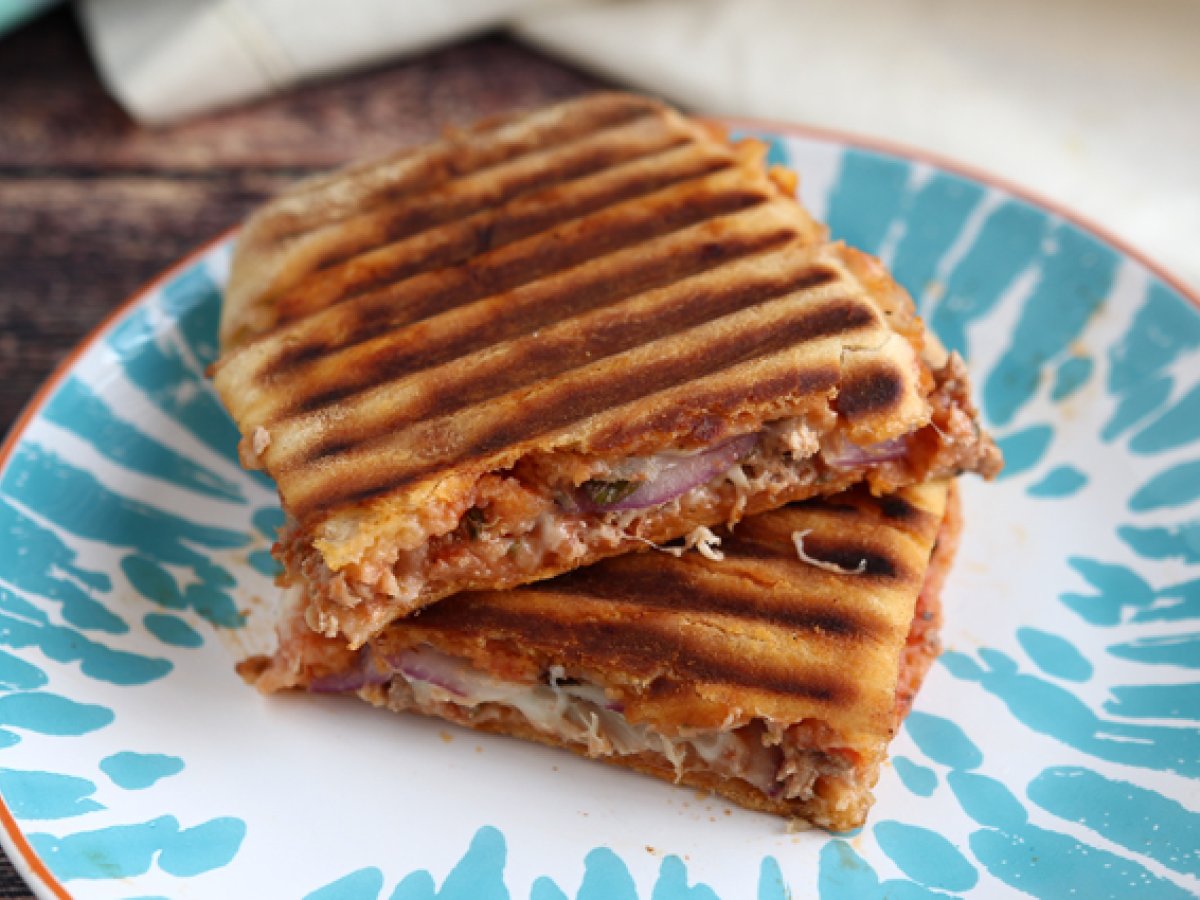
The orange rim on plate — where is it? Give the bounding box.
[0,227,236,900]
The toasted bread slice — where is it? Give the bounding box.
[212,92,998,645]
[244,482,958,831]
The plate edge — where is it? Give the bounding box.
[1,119,1198,898]
[722,114,1200,313]
[0,226,237,900]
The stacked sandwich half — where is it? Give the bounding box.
[212,93,1001,831]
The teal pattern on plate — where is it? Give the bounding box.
[0,132,1195,897]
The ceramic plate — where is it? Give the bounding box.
[2,124,1198,900]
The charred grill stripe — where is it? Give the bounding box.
[296,358,839,481]
[425,96,666,179]
[720,531,905,580]
[775,490,938,535]
[836,364,905,419]
[305,131,704,276]
[782,485,879,516]
[270,186,770,373]
[450,301,869,458]
[291,256,833,452]
[258,95,662,245]
[780,499,870,519]
[878,494,921,522]
[301,299,873,514]
[712,532,802,563]
[286,230,806,418]
[283,236,796,422]
[407,607,851,703]
[273,145,728,328]
[809,543,898,578]
[536,564,884,640]
[378,96,664,189]
[583,365,837,453]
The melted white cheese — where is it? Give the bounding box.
[394,647,778,793]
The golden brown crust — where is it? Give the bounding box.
[248,483,953,830]
[894,481,959,721]
[299,443,952,648]
[257,483,949,733]
[211,91,997,607]
[221,94,697,346]
[377,482,948,739]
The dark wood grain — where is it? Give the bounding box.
[0,7,611,442]
[0,8,610,896]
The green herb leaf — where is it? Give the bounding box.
[464,507,488,539]
[582,479,639,506]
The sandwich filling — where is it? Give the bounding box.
[213,93,1000,648]
[363,646,873,825]
[245,485,956,830]
[383,651,788,797]
[284,354,993,646]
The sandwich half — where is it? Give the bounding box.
[211,92,999,646]
[242,480,959,831]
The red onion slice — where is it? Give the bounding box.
[822,436,909,468]
[308,669,367,694]
[577,433,759,512]
[389,646,474,697]
[308,647,390,694]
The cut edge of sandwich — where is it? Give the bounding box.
[273,294,992,648]
[239,482,959,832]
[211,91,1000,646]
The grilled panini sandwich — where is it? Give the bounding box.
[243,481,959,831]
[212,92,1000,647]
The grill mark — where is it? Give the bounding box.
[408,606,850,703]
[296,325,831,468]
[401,96,662,184]
[538,563,882,640]
[306,299,873,513]
[804,540,899,578]
[584,366,837,453]
[783,498,865,518]
[259,95,661,245]
[720,531,903,579]
[836,363,904,419]
[878,494,920,522]
[303,343,835,470]
[784,489,936,536]
[273,145,725,328]
[271,186,770,372]
[292,253,831,448]
[463,301,869,458]
[289,231,803,417]
[712,532,795,563]
[307,133,701,276]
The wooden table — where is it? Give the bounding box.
[0,9,607,896]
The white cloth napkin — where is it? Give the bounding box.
[77,0,562,120]
[78,0,1200,291]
